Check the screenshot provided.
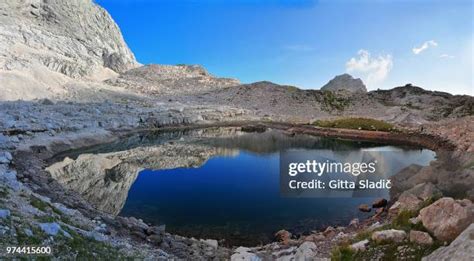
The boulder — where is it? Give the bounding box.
[371,229,406,244]
[295,241,317,260]
[350,239,369,252]
[274,229,292,244]
[358,204,371,212]
[418,197,474,242]
[406,182,442,201]
[422,224,474,261]
[147,234,163,245]
[231,247,261,261]
[201,239,218,248]
[409,230,433,245]
[389,193,422,214]
[323,226,336,237]
[372,198,388,208]
[348,218,359,228]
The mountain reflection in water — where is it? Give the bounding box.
[46,127,435,246]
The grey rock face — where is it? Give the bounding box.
[0,0,139,100]
[320,74,367,93]
[107,64,240,96]
[0,0,138,75]
[422,224,474,261]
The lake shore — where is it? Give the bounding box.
[2,116,472,259]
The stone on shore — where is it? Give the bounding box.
[358,204,371,212]
[409,230,433,245]
[418,197,474,242]
[371,229,406,244]
[372,198,388,208]
[274,229,292,244]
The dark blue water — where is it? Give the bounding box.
[119,139,435,246]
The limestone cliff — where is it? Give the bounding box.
[0,0,139,100]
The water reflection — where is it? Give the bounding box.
[46,128,436,245]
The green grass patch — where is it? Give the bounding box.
[0,187,8,199]
[30,197,50,212]
[321,91,351,112]
[331,244,356,261]
[352,230,372,243]
[353,241,442,261]
[313,117,395,132]
[392,209,417,231]
[55,227,129,259]
[463,160,474,170]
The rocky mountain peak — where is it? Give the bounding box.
[0,0,140,100]
[320,74,367,93]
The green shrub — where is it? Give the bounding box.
[30,197,50,212]
[331,244,355,261]
[322,91,350,111]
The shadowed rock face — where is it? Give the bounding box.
[321,74,367,93]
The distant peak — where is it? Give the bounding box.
[320,74,367,93]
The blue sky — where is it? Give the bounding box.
[96,0,473,95]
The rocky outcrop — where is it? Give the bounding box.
[0,0,139,100]
[106,64,239,96]
[320,74,367,93]
[418,197,474,242]
[388,182,441,214]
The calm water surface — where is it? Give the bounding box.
[118,130,435,246]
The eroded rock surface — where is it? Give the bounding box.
[418,197,474,242]
[0,0,139,100]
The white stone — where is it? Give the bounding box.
[295,241,317,260]
[350,239,369,252]
[201,239,218,248]
[39,222,61,236]
[371,229,406,243]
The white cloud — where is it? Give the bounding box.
[345,49,393,87]
[439,54,455,59]
[412,40,438,54]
